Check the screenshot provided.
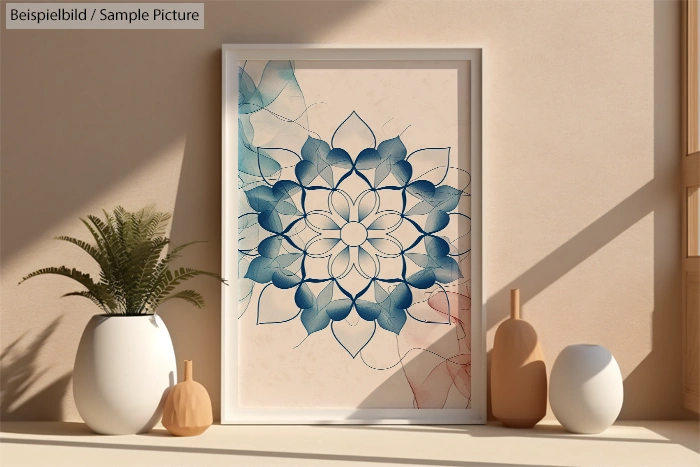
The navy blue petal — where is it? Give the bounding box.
[433,256,463,284]
[245,186,276,213]
[295,160,317,185]
[244,256,275,283]
[327,148,353,168]
[377,306,407,334]
[272,180,301,199]
[425,236,450,258]
[301,136,330,164]
[301,307,330,334]
[407,269,436,289]
[392,160,413,185]
[390,282,412,309]
[407,180,436,199]
[430,186,461,212]
[258,210,283,233]
[377,136,407,163]
[272,269,301,289]
[325,299,353,321]
[356,300,382,321]
[295,283,315,309]
[425,210,450,233]
[355,148,382,169]
[258,236,282,258]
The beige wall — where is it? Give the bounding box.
[1,0,694,421]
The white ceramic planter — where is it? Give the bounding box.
[73,314,177,435]
[549,344,623,434]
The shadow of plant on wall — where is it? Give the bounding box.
[0,317,71,421]
[1,0,376,422]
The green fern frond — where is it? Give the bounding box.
[54,236,106,268]
[62,291,109,313]
[20,266,96,288]
[21,206,225,315]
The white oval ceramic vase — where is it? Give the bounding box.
[73,314,177,434]
[549,344,623,434]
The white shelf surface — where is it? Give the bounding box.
[0,421,698,467]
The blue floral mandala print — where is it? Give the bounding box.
[238,60,470,358]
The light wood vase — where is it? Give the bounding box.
[162,360,213,436]
[491,289,547,428]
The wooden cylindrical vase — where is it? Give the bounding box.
[490,289,547,428]
[162,360,213,436]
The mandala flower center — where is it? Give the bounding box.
[340,221,368,246]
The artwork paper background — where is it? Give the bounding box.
[236,60,471,409]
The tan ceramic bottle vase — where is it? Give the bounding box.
[162,360,213,436]
[491,289,547,428]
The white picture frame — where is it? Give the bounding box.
[222,45,484,424]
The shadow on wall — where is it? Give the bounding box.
[0,1,375,422]
[0,317,71,421]
[0,0,692,422]
[357,294,473,410]
[0,2,378,262]
[171,0,689,421]
[482,0,690,420]
[159,49,224,422]
[296,0,690,423]
[620,0,688,420]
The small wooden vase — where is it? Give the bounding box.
[162,360,213,436]
[491,289,547,428]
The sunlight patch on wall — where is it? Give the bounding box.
[520,212,655,375]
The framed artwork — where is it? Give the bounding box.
[222,45,483,424]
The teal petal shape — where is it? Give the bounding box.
[326,299,353,321]
[356,300,382,321]
[295,283,315,309]
[377,306,407,335]
[356,148,381,169]
[301,306,330,334]
[258,236,282,258]
[425,210,450,233]
[272,269,301,289]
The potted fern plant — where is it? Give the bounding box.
[20,206,225,435]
